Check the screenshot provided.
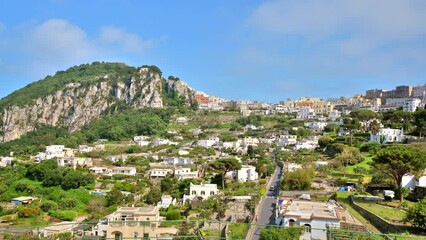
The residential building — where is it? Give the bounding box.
[241,137,259,146]
[174,167,198,180]
[370,128,404,143]
[296,107,316,120]
[0,157,13,167]
[134,136,150,146]
[294,140,319,150]
[403,98,422,112]
[236,165,258,182]
[276,199,364,240]
[163,157,194,165]
[276,135,297,147]
[11,196,38,205]
[150,169,173,178]
[176,117,188,124]
[401,170,426,190]
[157,195,176,209]
[152,138,170,147]
[328,110,341,120]
[183,183,218,203]
[111,167,137,176]
[91,207,177,239]
[89,167,109,174]
[57,157,93,169]
[283,163,302,172]
[197,137,220,147]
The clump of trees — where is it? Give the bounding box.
[373,145,426,202]
[281,168,314,190]
[404,198,426,229]
[260,227,302,240]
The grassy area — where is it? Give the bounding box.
[356,201,407,224]
[344,156,373,174]
[227,223,249,239]
[335,192,381,233]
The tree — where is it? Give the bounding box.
[209,158,242,189]
[281,168,314,190]
[260,227,302,240]
[350,110,378,132]
[342,118,361,146]
[105,188,125,207]
[145,187,162,205]
[404,198,426,229]
[318,135,334,149]
[372,145,426,202]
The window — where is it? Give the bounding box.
[210,191,215,196]
[289,219,295,227]
[192,191,196,195]
[143,233,149,239]
[134,232,138,239]
[201,191,205,196]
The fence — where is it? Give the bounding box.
[0,220,424,240]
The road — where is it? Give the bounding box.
[250,166,282,240]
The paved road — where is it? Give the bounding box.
[251,166,282,240]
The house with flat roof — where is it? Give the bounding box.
[276,199,364,240]
[183,183,218,203]
[91,207,178,239]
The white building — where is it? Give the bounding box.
[89,167,109,174]
[157,195,176,209]
[111,167,137,176]
[183,183,218,203]
[276,199,359,240]
[401,171,426,190]
[0,157,13,167]
[328,110,341,120]
[176,117,188,124]
[45,145,66,159]
[236,165,258,182]
[152,138,170,147]
[174,167,198,180]
[78,145,94,153]
[403,98,422,112]
[370,128,404,143]
[57,157,93,169]
[150,169,173,178]
[276,135,297,147]
[197,137,220,147]
[283,163,302,172]
[163,157,194,165]
[296,107,316,120]
[241,137,259,146]
[294,140,319,150]
[133,136,150,146]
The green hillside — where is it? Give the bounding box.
[0,62,140,111]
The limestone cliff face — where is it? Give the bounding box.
[0,67,194,142]
[167,79,196,104]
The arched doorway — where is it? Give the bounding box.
[112,231,122,240]
[289,219,295,227]
[303,224,311,233]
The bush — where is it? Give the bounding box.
[60,198,77,209]
[281,168,314,191]
[40,200,58,212]
[165,210,181,220]
[17,206,41,218]
[359,142,381,154]
[50,210,77,221]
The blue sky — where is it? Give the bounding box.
[0,0,425,102]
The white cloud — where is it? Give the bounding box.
[12,19,159,77]
[100,26,155,53]
[25,19,93,62]
[249,0,426,39]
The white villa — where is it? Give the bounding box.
[150,169,173,178]
[157,195,176,209]
[197,137,220,147]
[370,128,404,143]
[111,167,137,176]
[236,165,258,182]
[57,157,93,169]
[183,183,218,203]
[174,167,198,180]
[163,157,194,165]
[276,135,297,146]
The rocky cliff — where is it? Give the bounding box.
[0,64,195,142]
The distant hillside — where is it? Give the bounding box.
[0,62,196,142]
